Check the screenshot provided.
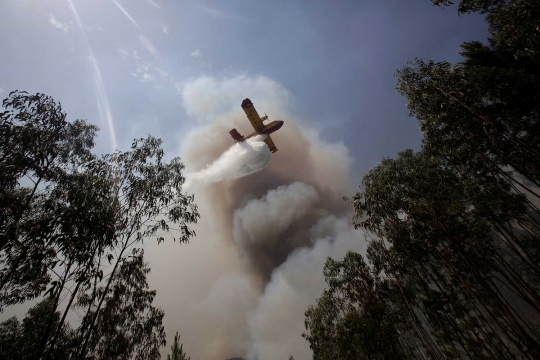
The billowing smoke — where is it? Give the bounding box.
[145,75,364,360]
[184,135,271,192]
[233,182,320,247]
[247,216,365,360]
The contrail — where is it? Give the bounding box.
[111,0,141,28]
[146,0,162,10]
[68,0,118,150]
[184,135,271,193]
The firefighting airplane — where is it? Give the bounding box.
[229,98,284,153]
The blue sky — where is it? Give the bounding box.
[1,0,488,176]
[0,1,490,358]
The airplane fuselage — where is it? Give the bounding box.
[230,120,284,141]
[246,120,284,139]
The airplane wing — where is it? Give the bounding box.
[241,98,264,132]
[264,135,278,153]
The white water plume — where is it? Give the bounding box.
[184,135,271,192]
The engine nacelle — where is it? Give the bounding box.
[229,128,243,141]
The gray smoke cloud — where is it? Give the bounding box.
[145,75,365,360]
[247,216,365,360]
[233,182,320,246]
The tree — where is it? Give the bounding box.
[431,0,540,64]
[354,150,540,358]
[72,134,199,360]
[0,91,200,359]
[306,150,540,359]
[0,91,99,308]
[304,252,422,360]
[396,57,540,190]
[0,298,75,360]
[82,252,166,360]
[401,1,540,194]
[167,332,190,360]
[306,1,540,358]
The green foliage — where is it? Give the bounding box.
[432,0,540,63]
[358,150,540,357]
[0,91,99,307]
[306,150,540,359]
[305,2,540,359]
[304,252,421,359]
[167,332,190,360]
[0,91,200,359]
[396,57,540,187]
[0,298,75,360]
[84,253,166,360]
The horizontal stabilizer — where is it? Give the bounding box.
[230,128,243,141]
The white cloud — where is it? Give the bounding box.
[49,15,69,32]
[155,67,168,77]
[132,50,140,60]
[174,82,183,92]
[129,61,153,82]
[116,48,130,57]
[161,24,169,34]
[190,49,202,58]
[135,61,149,73]
[139,35,162,60]
[0,87,5,96]
[142,73,154,82]
[129,62,168,85]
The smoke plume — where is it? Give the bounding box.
[145,75,364,360]
[247,216,365,360]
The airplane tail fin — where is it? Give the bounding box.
[229,128,243,141]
